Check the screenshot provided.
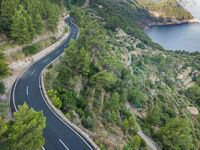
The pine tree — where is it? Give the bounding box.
[147,105,161,126]
[11,5,30,43]
[0,0,20,33]
[0,52,8,79]
[0,116,8,139]
[160,118,194,150]
[0,52,8,95]
[47,3,60,31]
[33,14,44,34]
[8,103,46,150]
[26,14,36,39]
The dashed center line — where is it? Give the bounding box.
[59,139,69,150]
[43,58,49,63]
[55,51,60,54]
[30,69,36,76]
[26,86,29,96]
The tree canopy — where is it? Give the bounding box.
[0,0,60,43]
[159,118,194,150]
[0,103,46,150]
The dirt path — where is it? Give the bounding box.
[138,130,158,150]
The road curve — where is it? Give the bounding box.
[11,16,95,150]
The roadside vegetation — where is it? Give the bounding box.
[0,0,199,149]
[45,8,143,149]
[0,52,9,118]
[45,1,200,149]
[0,0,62,148]
[0,0,60,44]
[0,103,46,150]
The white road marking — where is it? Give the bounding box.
[55,51,60,54]
[30,69,36,76]
[43,58,49,63]
[42,146,46,150]
[26,86,29,96]
[59,139,69,150]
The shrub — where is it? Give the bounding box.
[82,116,95,129]
[22,44,39,56]
[136,42,145,49]
[0,82,5,94]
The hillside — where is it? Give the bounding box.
[137,0,193,21]
[0,0,199,149]
[0,0,66,120]
[44,1,200,150]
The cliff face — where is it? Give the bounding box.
[137,0,195,26]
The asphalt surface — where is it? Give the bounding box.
[11,16,94,150]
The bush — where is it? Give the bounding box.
[136,42,145,49]
[0,100,8,118]
[47,89,62,109]
[82,116,95,129]
[22,44,39,56]
[0,82,5,94]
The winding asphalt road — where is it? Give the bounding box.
[11,16,94,150]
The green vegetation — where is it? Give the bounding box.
[0,0,192,149]
[45,4,200,149]
[0,53,8,80]
[138,0,193,20]
[0,51,9,119]
[0,0,60,44]
[45,8,142,149]
[159,118,193,150]
[90,0,163,49]
[48,89,62,109]
[0,51,8,118]
[123,135,145,150]
[0,103,46,150]
[22,44,39,56]
[187,77,200,106]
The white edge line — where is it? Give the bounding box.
[59,139,69,150]
[42,146,46,150]
[12,15,71,113]
[55,51,60,54]
[39,70,93,150]
[38,19,93,150]
[12,16,93,150]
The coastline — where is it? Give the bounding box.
[144,18,200,30]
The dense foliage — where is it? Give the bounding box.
[0,103,46,150]
[42,0,200,148]
[159,118,193,150]
[40,0,200,149]
[90,0,163,50]
[0,0,60,43]
[45,8,144,149]
[0,52,8,95]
